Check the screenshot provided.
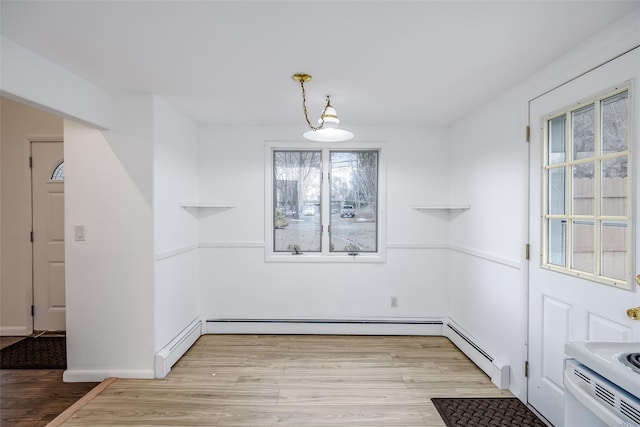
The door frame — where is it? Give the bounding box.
[25,138,65,333]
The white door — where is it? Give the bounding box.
[528,49,640,427]
[32,141,66,331]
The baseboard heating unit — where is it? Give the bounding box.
[205,318,444,336]
[444,321,510,389]
[155,318,203,378]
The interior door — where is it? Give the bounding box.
[32,141,66,331]
[528,49,640,427]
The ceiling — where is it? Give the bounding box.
[2,1,639,128]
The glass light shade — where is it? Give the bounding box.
[303,127,355,142]
[321,106,340,124]
[303,104,354,142]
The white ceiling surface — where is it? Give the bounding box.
[2,1,639,128]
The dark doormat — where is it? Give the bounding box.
[0,336,66,369]
[432,397,547,426]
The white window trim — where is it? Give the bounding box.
[264,141,387,263]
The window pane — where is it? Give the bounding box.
[548,115,566,165]
[548,219,566,267]
[540,89,632,288]
[51,161,64,181]
[601,221,627,280]
[572,220,594,273]
[330,151,378,252]
[602,92,628,155]
[602,156,627,216]
[548,167,565,215]
[572,105,594,160]
[572,163,594,215]
[273,151,321,252]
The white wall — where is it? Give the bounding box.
[197,125,452,322]
[63,93,155,381]
[1,36,112,129]
[0,98,63,335]
[447,7,640,400]
[448,89,529,398]
[152,96,200,352]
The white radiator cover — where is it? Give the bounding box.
[154,318,203,378]
[205,318,445,336]
[154,316,510,391]
[444,320,510,389]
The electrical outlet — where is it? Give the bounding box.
[390,296,398,308]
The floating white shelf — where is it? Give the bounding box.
[180,202,235,209]
[412,205,470,211]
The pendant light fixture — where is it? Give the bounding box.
[292,73,354,142]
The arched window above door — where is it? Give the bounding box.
[51,161,64,181]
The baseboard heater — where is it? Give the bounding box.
[154,318,203,379]
[206,318,444,336]
[445,322,510,390]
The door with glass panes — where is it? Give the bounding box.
[527,49,640,427]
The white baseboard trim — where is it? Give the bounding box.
[0,326,30,336]
[63,369,155,382]
[443,319,510,389]
[154,317,203,379]
[205,318,445,335]
[61,318,510,387]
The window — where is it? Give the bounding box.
[542,87,631,288]
[330,151,378,253]
[268,144,383,262]
[51,161,64,181]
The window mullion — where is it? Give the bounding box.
[565,112,573,270]
[321,148,331,254]
[594,99,603,276]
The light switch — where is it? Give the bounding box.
[74,225,86,241]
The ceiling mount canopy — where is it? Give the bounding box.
[292,73,354,142]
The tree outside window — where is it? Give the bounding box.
[273,149,379,256]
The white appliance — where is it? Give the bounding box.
[564,341,640,427]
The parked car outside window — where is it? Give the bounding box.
[340,204,356,218]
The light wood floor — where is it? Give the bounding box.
[61,335,512,426]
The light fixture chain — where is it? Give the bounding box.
[299,80,325,131]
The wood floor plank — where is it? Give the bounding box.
[235,374,408,389]
[217,404,429,426]
[0,369,98,427]
[61,335,513,426]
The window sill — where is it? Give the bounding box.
[265,253,386,263]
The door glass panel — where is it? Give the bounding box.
[572,220,594,273]
[548,219,566,267]
[548,115,566,165]
[572,163,594,215]
[273,151,322,252]
[330,151,378,252]
[602,92,628,155]
[51,161,64,181]
[601,156,627,217]
[601,221,627,281]
[541,88,631,288]
[572,105,595,160]
[548,168,565,215]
